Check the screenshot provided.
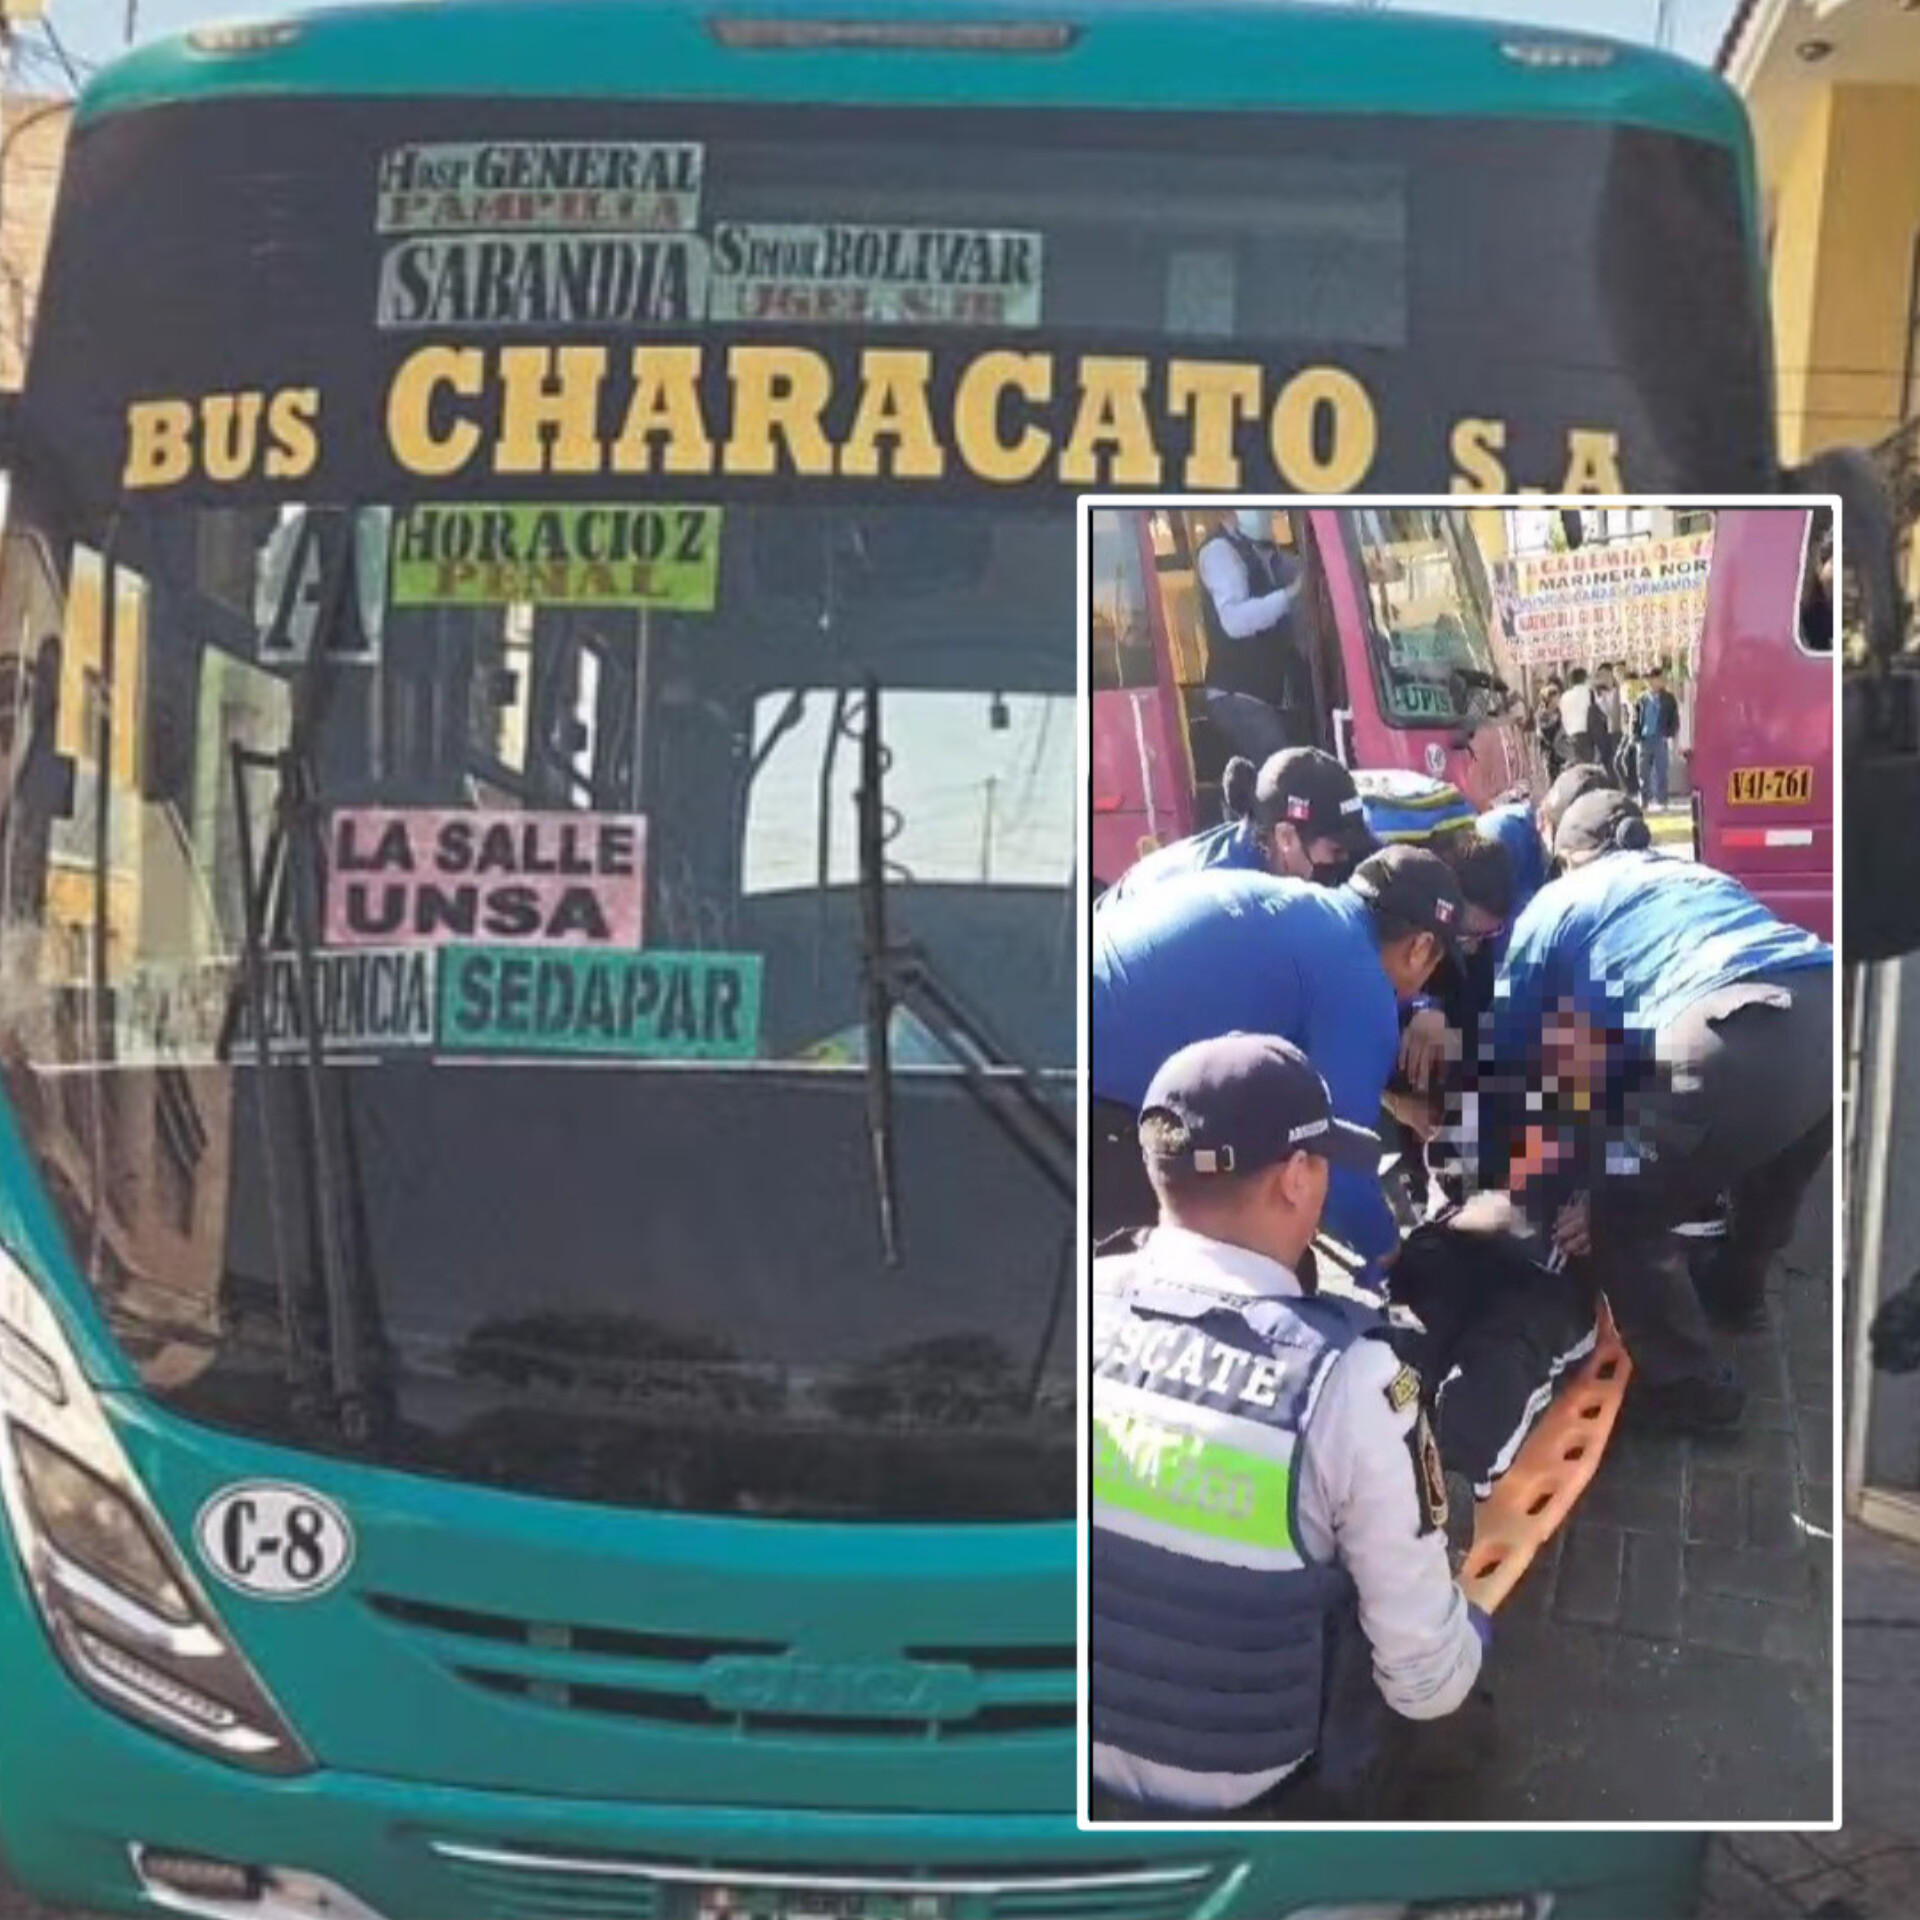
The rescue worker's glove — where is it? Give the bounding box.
[1468,1602,1494,1658]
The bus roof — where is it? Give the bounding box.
[76,0,1752,151]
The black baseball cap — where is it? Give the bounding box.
[1140,1032,1381,1176]
[1348,844,1468,960]
[1252,748,1375,851]
[1541,764,1617,839]
[1554,789,1654,860]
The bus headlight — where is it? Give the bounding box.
[13,1429,196,1623]
[0,1244,313,1775]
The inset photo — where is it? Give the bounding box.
[1083,498,1838,1827]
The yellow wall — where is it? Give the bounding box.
[1770,82,1920,466]
[1466,508,1508,565]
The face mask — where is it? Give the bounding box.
[1234,509,1270,540]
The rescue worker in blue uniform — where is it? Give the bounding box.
[1091,846,1468,1261]
[1091,1033,1490,1819]
[1488,788,1834,1430]
[1097,747,1375,914]
[1474,795,1551,942]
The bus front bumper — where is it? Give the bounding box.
[0,1694,1705,1920]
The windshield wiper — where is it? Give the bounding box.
[854,674,1074,1268]
[222,511,376,1442]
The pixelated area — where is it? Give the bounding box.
[1459,1301,1631,1614]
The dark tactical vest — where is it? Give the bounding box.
[1090,1234,1380,1811]
[1198,530,1300,708]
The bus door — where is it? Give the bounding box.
[1128,507,1345,823]
[1691,506,1833,940]
[1089,510,1190,890]
[1317,506,1529,805]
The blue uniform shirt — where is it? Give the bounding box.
[1091,870,1399,1262]
[1476,802,1549,966]
[1490,850,1832,1070]
[1096,819,1263,913]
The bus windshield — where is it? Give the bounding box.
[1350,508,1507,728]
[2,87,1769,1518]
[0,495,1078,1520]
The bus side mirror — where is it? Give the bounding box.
[1785,445,1904,664]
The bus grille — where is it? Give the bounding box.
[366,1593,1076,1739]
[431,1845,1236,1920]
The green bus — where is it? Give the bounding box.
[0,1,1823,1912]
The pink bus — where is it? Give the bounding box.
[1688,506,1834,941]
[1090,506,1530,892]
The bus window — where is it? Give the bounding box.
[1349,508,1506,730]
[1090,511,1156,692]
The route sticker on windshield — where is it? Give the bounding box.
[376,140,704,234]
[231,947,437,1057]
[1385,682,1456,723]
[254,508,390,667]
[706,223,1043,327]
[195,1482,354,1601]
[391,504,720,610]
[326,809,647,950]
[436,946,762,1060]
[376,232,710,329]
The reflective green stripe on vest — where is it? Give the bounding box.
[1094,1406,1295,1555]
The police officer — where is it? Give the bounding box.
[1196,510,1311,759]
[1490,788,1833,1430]
[1091,1033,1490,1819]
[1097,747,1375,914]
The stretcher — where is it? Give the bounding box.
[1457,1298,1631,1613]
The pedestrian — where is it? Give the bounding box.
[1488,789,1833,1429]
[1195,510,1312,760]
[1097,747,1375,913]
[1558,668,1599,766]
[1090,1032,1490,1820]
[1592,663,1622,744]
[1535,678,1568,778]
[1613,672,1643,798]
[1635,667,1680,808]
[1090,847,1468,1267]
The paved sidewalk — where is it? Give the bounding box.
[1699,1524,1920,1917]
[1408,1170,1834,1822]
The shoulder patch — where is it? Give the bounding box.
[1406,1410,1448,1538]
[1384,1364,1422,1414]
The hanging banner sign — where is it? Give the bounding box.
[390,503,721,608]
[437,945,763,1060]
[325,809,648,950]
[376,234,710,329]
[707,223,1043,328]
[1493,532,1715,665]
[376,140,705,234]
